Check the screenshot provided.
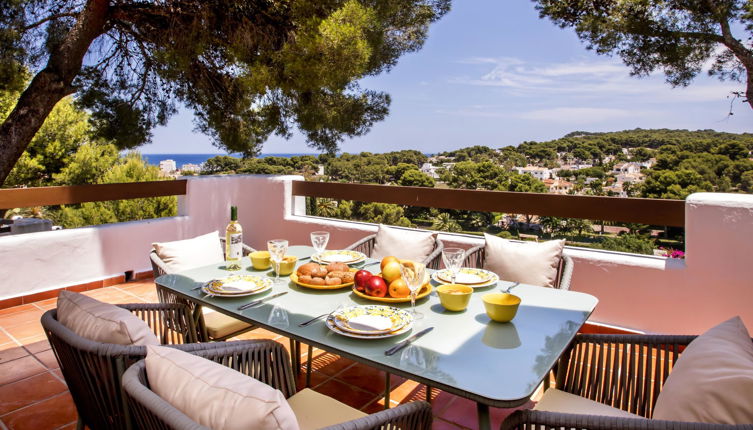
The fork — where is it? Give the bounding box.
[299,305,343,327]
[502,282,520,293]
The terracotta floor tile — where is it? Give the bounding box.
[309,353,355,376]
[432,417,467,430]
[313,379,379,410]
[0,305,38,318]
[295,369,330,391]
[16,335,47,346]
[0,355,47,386]
[1,392,77,430]
[0,372,66,415]
[30,299,57,311]
[231,328,281,341]
[4,325,44,342]
[335,362,404,396]
[34,350,59,369]
[0,330,13,345]
[23,340,50,354]
[118,283,157,297]
[0,345,27,365]
[0,309,43,330]
[57,422,77,430]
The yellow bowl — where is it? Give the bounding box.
[250,251,271,270]
[276,255,298,276]
[482,293,521,323]
[436,284,473,312]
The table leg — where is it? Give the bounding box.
[384,373,391,409]
[476,402,491,430]
[426,385,432,403]
[305,344,313,387]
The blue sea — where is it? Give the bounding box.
[142,153,317,168]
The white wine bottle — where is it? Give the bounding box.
[225,205,243,270]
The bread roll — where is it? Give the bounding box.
[325,277,342,286]
[297,262,319,277]
[298,275,313,284]
[309,277,325,286]
[326,262,349,273]
[311,266,328,278]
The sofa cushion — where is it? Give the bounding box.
[152,231,224,273]
[483,233,564,287]
[145,345,299,430]
[534,388,641,418]
[371,224,436,263]
[203,308,253,339]
[287,388,367,430]
[57,290,159,346]
[653,316,753,424]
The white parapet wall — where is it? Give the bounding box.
[1,175,751,335]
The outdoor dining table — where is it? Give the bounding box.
[155,245,598,430]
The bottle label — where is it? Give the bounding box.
[227,233,243,260]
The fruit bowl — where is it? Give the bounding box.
[351,282,432,303]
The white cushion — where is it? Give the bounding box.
[653,316,753,424]
[483,234,564,287]
[534,388,641,419]
[152,231,224,273]
[287,388,367,430]
[370,224,437,262]
[203,308,253,339]
[145,345,299,430]
[57,291,159,346]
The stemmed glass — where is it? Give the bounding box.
[267,239,288,285]
[441,248,465,284]
[310,231,330,261]
[400,262,426,320]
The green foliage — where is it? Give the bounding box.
[597,234,656,255]
[54,142,119,186]
[202,156,243,174]
[355,202,411,227]
[431,212,461,232]
[397,169,435,187]
[533,0,753,109]
[641,169,713,199]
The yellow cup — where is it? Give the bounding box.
[436,284,473,311]
[276,255,298,276]
[250,251,271,270]
[482,293,521,323]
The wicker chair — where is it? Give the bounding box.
[150,236,257,342]
[41,303,263,430]
[122,340,434,430]
[346,234,445,269]
[462,244,574,290]
[501,333,753,430]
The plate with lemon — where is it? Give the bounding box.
[351,256,432,303]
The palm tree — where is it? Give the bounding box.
[432,212,462,233]
[315,199,339,218]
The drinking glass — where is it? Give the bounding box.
[267,304,290,329]
[441,248,465,284]
[400,262,426,320]
[310,231,330,260]
[267,239,288,285]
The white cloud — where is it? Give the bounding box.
[517,107,650,124]
[451,57,742,103]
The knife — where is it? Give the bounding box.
[238,291,288,310]
[385,327,434,356]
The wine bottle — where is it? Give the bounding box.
[225,205,243,270]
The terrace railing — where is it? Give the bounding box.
[291,181,685,227]
[0,180,187,210]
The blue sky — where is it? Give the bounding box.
[145,1,753,155]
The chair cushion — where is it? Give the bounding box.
[57,291,159,346]
[534,388,641,419]
[370,224,437,262]
[653,316,753,424]
[145,345,299,430]
[287,388,367,430]
[152,231,224,273]
[203,308,253,339]
[482,234,565,287]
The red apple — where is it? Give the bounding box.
[365,276,388,297]
[354,270,373,292]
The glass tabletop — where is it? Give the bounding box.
[156,245,598,407]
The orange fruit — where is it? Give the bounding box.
[381,256,399,271]
[388,278,410,298]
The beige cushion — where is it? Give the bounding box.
[203,308,253,339]
[483,233,564,287]
[534,388,641,419]
[370,224,437,262]
[152,231,224,273]
[57,291,159,346]
[653,316,753,424]
[287,388,367,430]
[146,345,299,430]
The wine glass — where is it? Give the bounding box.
[310,231,330,261]
[441,248,465,284]
[267,239,288,285]
[400,262,426,320]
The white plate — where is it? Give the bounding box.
[312,250,367,265]
[326,317,412,339]
[431,269,499,288]
[201,275,273,297]
[436,268,496,284]
[327,305,413,339]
